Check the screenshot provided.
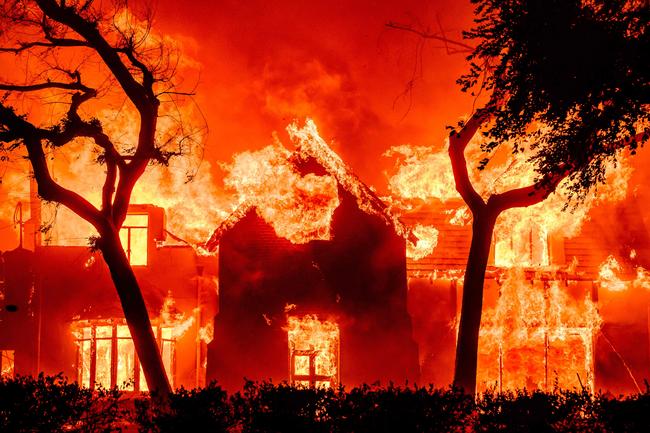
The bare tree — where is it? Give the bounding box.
[0,0,201,397]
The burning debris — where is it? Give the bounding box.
[407,224,439,261]
[598,255,650,292]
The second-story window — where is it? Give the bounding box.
[494,225,550,268]
[119,214,149,266]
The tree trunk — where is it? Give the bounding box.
[453,208,498,394]
[99,228,172,398]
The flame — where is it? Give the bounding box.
[407,224,439,260]
[160,294,195,338]
[286,315,339,388]
[597,255,650,291]
[71,319,175,390]
[41,99,228,248]
[387,136,633,267]
[223,138,340,244]
[0,350,14,378]
[289,120,410,238]
[0,4,220,248]
[598,255,628,291]
[385,145,458,202]
[476,269,601,391]
[198,321,214,344]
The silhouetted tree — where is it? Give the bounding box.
[392,0,649,394]
[0,0,201,397]
[450,0,649,395]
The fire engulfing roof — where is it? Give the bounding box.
[204,120,414,251]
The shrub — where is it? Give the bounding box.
[0,373,122,433]
[3,375,650,432]
[134,382,234,433]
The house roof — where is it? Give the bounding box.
[402,198,649,281]
[204,125,413,252]
[400,200,472,276]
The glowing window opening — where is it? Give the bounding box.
[119,214,149,266]
[494,225,550,267]
[72,320,174,391]
[287,315,340,388]
[1,350,15,378]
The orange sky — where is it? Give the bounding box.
[150,0,477,184]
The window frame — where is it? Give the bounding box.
[73,319,175,391]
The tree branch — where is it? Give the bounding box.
[0,38,88,53]
[35,0,152,113]
[487,132,649,213]
[448,109,493,213]
[0,104,105,231]
[116,44,155,92]
[386,21,474,53]
[0,80,93,93]
[488,170,568,213]
[102,156,117,217]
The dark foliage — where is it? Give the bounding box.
[135,382,234,433]
[460,0,650,200]
[0,373,123,433]
[2,375,650,432]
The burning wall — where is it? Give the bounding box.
[389,135,648,393]
[208,187,419,390]
[0,204,218,390]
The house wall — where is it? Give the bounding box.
[208,188,420,390]
[404,199,650,394]
[0,206,217,389]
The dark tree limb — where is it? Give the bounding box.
[448,110,492,213]
[0,38,87,53]
[0,80,93,93]
[386,21,474,53]
[0,105,105,231]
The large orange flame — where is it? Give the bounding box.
[222,139,340,244]
[477,269,601,391]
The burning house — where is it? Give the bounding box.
[203,121,420,390]
[2,119,649,396]
[403,198,650,395]
[0,203,217,391]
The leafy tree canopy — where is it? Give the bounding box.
[461,0,649,200]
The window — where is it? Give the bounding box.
[287,315,339,388]
[119,214,149,266]
[494,225,549,267]
[73,320,174,391]
[1,350,14,378]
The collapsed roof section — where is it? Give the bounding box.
[204,119,414,252]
